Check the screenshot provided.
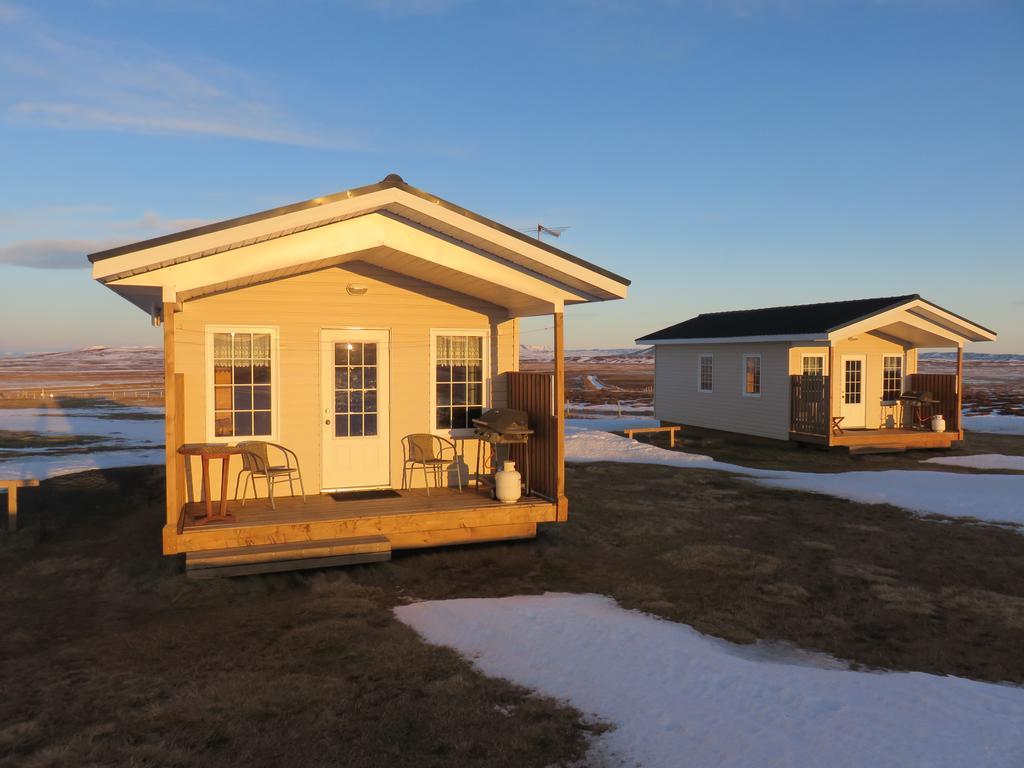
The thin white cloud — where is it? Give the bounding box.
[0,4,339,146]
[0,210,210,269]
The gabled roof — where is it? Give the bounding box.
[89,174,629,319]
[637,295,996,346]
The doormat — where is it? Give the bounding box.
[330,490,402,502]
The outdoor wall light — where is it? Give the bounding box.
[346,283,369,296]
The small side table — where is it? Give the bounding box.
[830,416,845,436]
[177,444,246,525]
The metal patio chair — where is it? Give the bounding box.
[234,441,306,510]
[401,433,463,495]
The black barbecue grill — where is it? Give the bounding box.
[472,408,533,497]
[898,390,940,429]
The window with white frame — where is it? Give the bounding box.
[698,354,713,392]
[882,355,904,402]
[432,331,487,432]
[743,354,761,396]
[801,354,824,377]
[209,328,276,438]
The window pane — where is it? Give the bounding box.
[253,411,272,436]
[253,362,271,384]
[349,414,363,436]
[466,363,482,382]
[233,333,252,361]
[215,386,232,410]
[335,367,349,389]
[451,409,469,429]
[335,344,348,366]
[436,408,452,429]
[364,390,377,412]
[364,367,377,389]
[252,334,271,359]
[350,390,363,413]
[453,363,467,382]
[452,383,467,405]
[233,364,252,384]
[350,368,363,389]
[335,418,349,437]
[467,336,482,358]
[214,364,232,385]
[234,412,253,436]
[335,391,348,413]
[350,344,362,366]
[364,413,377,436]
[437,363,452,383]
[253,385,271,410]
[437,384,451,406]
[214,412,233,437]
[468,383,483,406]
[214,333,233,360]
[234,386,252,410]
[468,405,483,423]
[363,344,376,365]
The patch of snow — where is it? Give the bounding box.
[568,401,653,414]
[0,449,165,481]
[396,593,1024,768]
[0,408,164,441]
[567,417,660,433]
[565,425,1024,527]
[923,454,1024,471]
[963,414,1024,435]
[585,374,606,390]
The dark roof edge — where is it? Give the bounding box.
[87,175,630,287]
[823,294,920,333]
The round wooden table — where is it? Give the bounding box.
[177,444,247,525]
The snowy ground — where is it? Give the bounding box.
[397,593,1024,768]
[0,406,164,481]
[923,454,1024,471]
[963,414,1024,435]
[566,420,1024,528]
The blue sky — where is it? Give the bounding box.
[0,0,1021,353]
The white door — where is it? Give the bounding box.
[840,354,867,428]
[320,329,390,491]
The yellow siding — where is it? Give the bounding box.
[172,261,517,500]
[823,334,911,429]
[653,342,791,440]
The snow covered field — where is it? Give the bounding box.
[0,406,164,481]
[397,593,1024,768]
[566,421,1024,528]
[923,454,1024,471]
[963,413,1024,435]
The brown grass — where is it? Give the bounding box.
[2,459,1024,766]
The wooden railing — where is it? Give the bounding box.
[908,373,959,433]
[506,371,559,501]
[790,374,829,436]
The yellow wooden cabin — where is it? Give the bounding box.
[89,175,629,576]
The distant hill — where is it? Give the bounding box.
[520,345,653,363]
[0,346,163,373]
[919,352,1024,363]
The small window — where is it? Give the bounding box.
[210,328,275,439]
[743,354,761,396]
[802,355,824,377]
[882,355,903,403]
[698,355,713,392]
[433,332,487,432]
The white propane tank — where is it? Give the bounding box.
[495,460,522,504]
[931,415,946,433]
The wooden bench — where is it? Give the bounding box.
[1,479,40,532]
[623,425,681,448]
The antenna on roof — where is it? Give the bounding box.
[520,224,569,241]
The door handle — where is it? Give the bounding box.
[325,419,331,425]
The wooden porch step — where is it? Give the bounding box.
[185,535,391,578]
[848,444,908,455]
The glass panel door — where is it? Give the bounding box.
[333,341,378,438]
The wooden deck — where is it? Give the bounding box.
[791,428,959,450]
[167,487,556,555]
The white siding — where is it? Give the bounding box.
[653,342,791,440]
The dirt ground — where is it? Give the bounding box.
[2,459,1024,767]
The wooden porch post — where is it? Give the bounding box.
[827,345,835,446]
[956,343,964,440]
[162,302,183,548]
[553,311,568,521]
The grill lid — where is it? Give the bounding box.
[473,408,531,435]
